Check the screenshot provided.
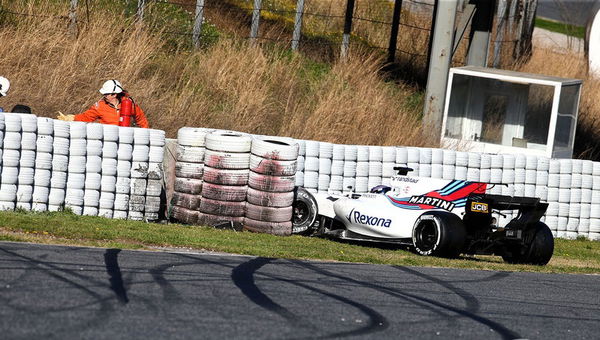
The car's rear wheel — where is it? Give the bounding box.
[291,187,318,235]
[502,222,554,265]
[412,211,466,258]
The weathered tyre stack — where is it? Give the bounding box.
[0,113,20,210]
[145,129,166,222]
[65,121,87,215]
[198,130,252,227]
[245,136,298,236]
[16,114,38,210]
[98,125,119,218]
[83,123,104,216]
[129,128,150,221]
[113,127,134,219]
[171,127,208,224]
[49,120,70,211]
[32,118,54,211]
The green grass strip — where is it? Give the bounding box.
[0,210,599,274]
[535,17,586,39]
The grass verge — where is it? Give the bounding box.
[534,17,586,39]
[0,210,598,274]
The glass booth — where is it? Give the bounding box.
[441,66,582,158]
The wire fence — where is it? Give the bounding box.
[0,0,536,72]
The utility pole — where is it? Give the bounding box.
[192,0,206,49]
[250,0,262,46]
[466,0,496,66]
[423,0,459,137]
[340,0,356,60]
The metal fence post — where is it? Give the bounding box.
[69,0,78,37]
[493,0,508,67]
[192,0,206,49]
[250,0,262,46]
[387,0,403,63]
[137,0,146,22]
[340,0,356,60]
[291,0,305,51]
[466,0,495,66]
[422,0,459,137]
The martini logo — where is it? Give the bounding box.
[347,209,391,228]
[408,196,455,211]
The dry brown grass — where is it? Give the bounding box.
[0,0,429,148]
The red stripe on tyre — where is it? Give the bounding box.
[246,187,294,207]
[201,183,248,202]
[248,171,295,192]
[202,167,249,185]
[245,203,292,222]
[199,197,246,217]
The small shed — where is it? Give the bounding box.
[441,66,582,158]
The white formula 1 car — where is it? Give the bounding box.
[292,167,554,265]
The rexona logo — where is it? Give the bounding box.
[347,209,392,228]
[470,202,489,213]
[408,196,455,211]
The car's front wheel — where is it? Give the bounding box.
[412,211,466,258]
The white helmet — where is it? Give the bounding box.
[99,79,124,95]
[0,76,10,97]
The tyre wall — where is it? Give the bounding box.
[0,112,165,221]
[293,141,600,241]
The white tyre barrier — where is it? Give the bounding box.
[34,169,51,187]
[547,188,559,202]
[582,189,592,203]
[342,177,356,191]
[558,189,571,203]
[570,189,582,203]
[174,178,203,195]
[407,147,420,163]
[319,142,333,159]
[65,188,84,206]
[145,196,161,213]
[0,184,17,201]
[455,152,468,167]
[559,159,572,174]
[117,144,134,161]
[36,135,53,153]
[248,171,295,192]
[133,128,150,145]
[202,183,247,202]
[115,179,130,197]
[69,139,87,156]
[32,203,47,212]
[501,170,515,184]
[582,160,593,175]
[479,169,491,183]
[83,189,100,207]
[537,157,550,171]
[332,144,345,160]
[331,160,344,176]
[343,161,357,177]
[344,145,357,161]
[252,136,299,161]
[243,217,292,236]
[502,154,515,169]
[303,171,318,188]
[130,179,147,196]
[48,188,66,205]
[295,171,304,186]
[419,164,432,178]
[53,120,70,138]
[535,186,548,201]
[202,167,247,185]
[442,150,456,165]
[296,140,306,156]
[53,137,70,155]
[146,179,162,197]
[571,174,582,188]
[514,154,526,169]
[354,177,369,193]
[467,152,481,168]
[18,168,34,185]
[3,150,20,167]
[318,158,332,175]
[514,169,526,183]
[513,184,525,196]
[68,156,86,173]
[367,176,381,190]
[86,123,103,140]
[442,165,456,180]
[86,156,102,174]
[381,147,396,163]
[99,192,115,209]
[84,173,101,190]
[382,163,396,177]
[524,184,536,197]
[115,160,131,178]
[296,156,305,171]
[356,161,369,177]
[128,195,145,213]
[431,164,444,178]
[4,114,21,132]
[304,157,319,172]
[250,155,297,176]
[329,175,343,192]
[246,187,294,207]
[132,145,150,162]
[3,132,21,149]
[128,211,145,221]
[490,154,503,168]
[548,159,560,174]
[431,149,444,164]
[98,209,114,218]
[318,174,330,191]
[455,166,468,180]
[172,192,200,210]
[480,154,491,169]
[175,162,208,179]
[50,171,67,188]
[547,174,560,187]
[466,168,480,182]
[572,159,583,174]
[114,194,130,211]
[149,129,166,146]
[103,125,119,142]
[100,141,117,158]
[305,141,319,157]
[395,147,408,164]
[558,203,570,216]
[20,150,36,168]
[69,122,87,139]
[199,198,245,217]
[130,161,148,178]
[37,117,54,135]
[205,131,252,153]
[369,162,383,177]
[245,203,292,222]
[369,146,383,162]
[19,115,37,132]
[178,127,209,147]
[536,171,549,186]
[148,162,164,181]
[356,146,369,162]
[582,175,593,189]
[118,127,135,144]
[149,146,164,163]
[204,149,250,169]
[1,167,18,184]
[84,139,102,157]
[559,174,571,188]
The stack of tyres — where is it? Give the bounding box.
[128,128,150,220]
[590,162,600,240]
[354,145,369,193]
[113,127,134,219]
[15,115,37,210]
[381,146,396,186]
[0,113,19,210]
[49,120,70,211]
[329,144,345,193]
[342,145,357,194]
[32,118,54,211]
[98,125,119,218]
[302,140,319,193]
[83,123,103,216]
[317,142,333,193]
[367,146,383,190]
[65,121,87,215]
[294,140,305,187]
[145,129,165,221]
[198,130,252,227]
[245,136,298,235]
[171,127,209,224]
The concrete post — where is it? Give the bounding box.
[192,0,206,49]
[69,0,78,37]
[250,0,262,46]
[291,0,305,51]
[423,0,459,137]
[466,0,496,66]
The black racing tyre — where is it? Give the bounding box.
[502,222,554,265]
[291,187,318,235]
[412,211,466,258]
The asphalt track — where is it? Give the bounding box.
[0,242,598,339]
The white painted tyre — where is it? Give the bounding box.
[53,137,70,155]
[0,184,17,201]
[86,156,102,174]
[132,145,150,162]
[146,179,162,197]
[1,167,18,184]
[35,135,53,153]
[176,145,205,163]
[19,115,37,132]
[395,147,408,164]
[303,171,318,188]
[115,177,131,194]
[103,125,119,142]
[148,162,163,180]
[18,168,35,186]
[149,129,166,147]
[114,194,130,210]
[343,161,357,177]
[65,189,85,206]
[201,167,246,185]
[20,132,36,150]
[331,160,344,176]
[149,146,164,163]
[99,192,115,209]
[251,136,299,161]
[67,156,86,173]
[117,144,133,161]
[303,157,319,172]
[101,142,118,158]
[382,147,396,163]
[118,127,134,144]
[98,208,113,218]
[83,189,100,207]
[250,154,297,176]
[34,169,51,187]
[199,198,245,217]
[356,161,369,177]
[128,195,146,212]
[332,144,345,160]
[319,142,333,159]
[133,128,150,145]
[246,187,294,207]
[243,217,292,236]
[117,160,132,178]
[16,185,33,202]
[145,196,161,213]
[204,149,250,170]
[245,203,292,223]
[356,146,369,162]
[248,171,295,192]
[318,158,332,175]
[130,161,148,178]
[175,162,203,179]
[174,178,203,195]
[304,141,319,157]
[130,179,147,196]
[66,173,85,190]
[172,192,200,210]
[50,171,67,189]
[37,117,54,135]
[206,131,252,153]
[86,123,103,140]
[3,132,21,150]
[69,122,87,139]
[201,183,248,202]
[4,114,21,132]
[318,174,330,191]
[84,173,101,190]
[344,145,357,161]
[177,127,210,147]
